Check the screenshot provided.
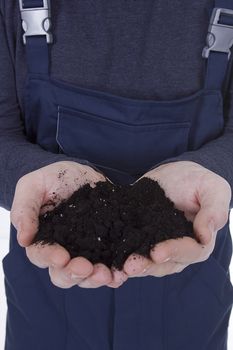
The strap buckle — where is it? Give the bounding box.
[202,7,233,59]
[19,0,53,44]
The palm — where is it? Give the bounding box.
[37,161,106,214]
[142,161,214,222]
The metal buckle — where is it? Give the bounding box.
[202,7,233,59]
[19,0,53,44]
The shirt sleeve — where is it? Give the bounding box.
[0,10,100,211]
[148,70,233,209]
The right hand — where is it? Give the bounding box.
[10,161,128,289]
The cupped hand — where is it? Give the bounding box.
[11,161,128,289]
[123,161,232,278]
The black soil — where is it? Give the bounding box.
[32,178,195,270]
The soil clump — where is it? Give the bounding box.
[32,177,195,270]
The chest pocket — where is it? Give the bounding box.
[56,105,191,178]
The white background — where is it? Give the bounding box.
[0,208,233,349]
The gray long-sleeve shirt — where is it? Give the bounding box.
[1,0,233,210]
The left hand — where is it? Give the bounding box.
[122,161,232,278]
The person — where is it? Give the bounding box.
[0,0,233,349]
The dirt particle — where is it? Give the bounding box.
[58,169,67,179]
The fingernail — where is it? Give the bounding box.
[161,257,171,263]
[71,273,80,280]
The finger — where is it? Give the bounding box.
[132,260,187,277]
[106,268,128,288]
[77,263,112,288]
[123,253,152,276]
[192,209,215,246]
[63,256,93,278]
[150,236,213,265]
[26,242,70,268]
[194,176,231,244]
[48,265,83,289]
[11,175,44,247]
[48,256,93,289]
[193,205,229,246]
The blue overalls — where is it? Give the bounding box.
[2,0,233,349]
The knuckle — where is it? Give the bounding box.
[88,276,104,286]
[50,274,72,289]
[29,259,46,268]
[89,272,111,286]
[26,246,47,268]
[50,277,66,289]
[48,266,56,280]
[50,255,65,268]
[65,270,82,281]
[25,247,35,262]
[104,276,113,285]
[77,280,96,288]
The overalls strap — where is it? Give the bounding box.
[18,0,52,75]
[204,0,233,91]
[18,0,233,93]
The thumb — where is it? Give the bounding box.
[10,174,44,247]
[193,178,231,245]
[193,208,216,245]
